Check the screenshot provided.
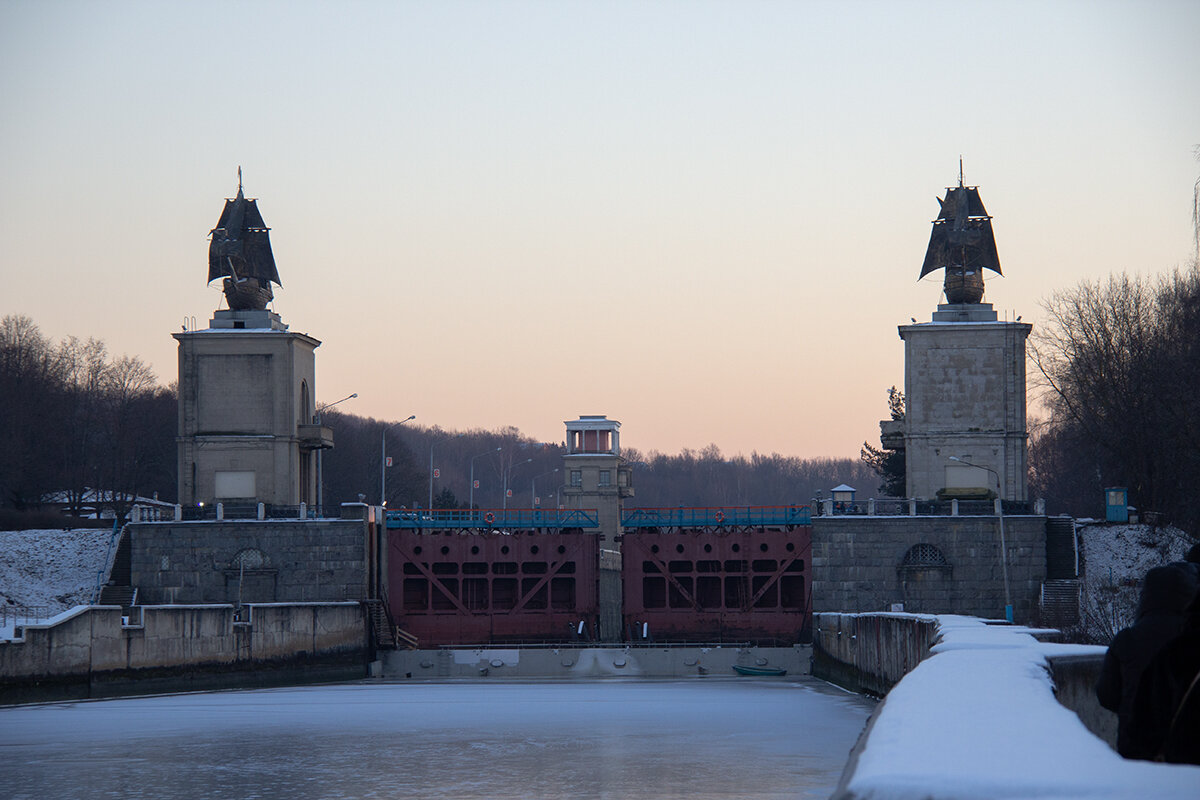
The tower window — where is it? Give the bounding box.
[599,470,611,486]
[570,470,582,487]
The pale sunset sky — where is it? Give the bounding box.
[2,1,1198,458]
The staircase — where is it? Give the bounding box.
[99,585,137,615]
[98,529,138,617]
[1045,517,1077,580]
[1041,517,1080,628]
[364,599,420,650]
[364,599,396,648]
[1040,579,1081,628]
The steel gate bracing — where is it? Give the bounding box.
[387,529,600,646]
[621,522,812,645]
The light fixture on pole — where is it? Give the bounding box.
[503,458,533,510]
[380,415,416,507]
[530,468,558,509]
[949,455,1012,621]
[469,447,502,514]
[316,392,357,518]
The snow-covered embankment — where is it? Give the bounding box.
[825,614,1200,800]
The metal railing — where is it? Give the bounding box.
[178,503,318,521]
[1,605,51,634]
[814,498,1036,517]
[621,505,812,529]
[386,507,600,530]
[92,525,123,604]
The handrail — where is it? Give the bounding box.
[386,507,600,529]
[92,524,123,604]
[621,505,812,528]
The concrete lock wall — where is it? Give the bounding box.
[0,603,367,703]
[814,613,1117,752]
[811,612,939,696]
[130,519,369,605]
[1046,653,1117,749]
[811,515,1047,623]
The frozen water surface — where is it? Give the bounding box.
[1,678,873,799]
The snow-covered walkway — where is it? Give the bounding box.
[835,616,1200,799]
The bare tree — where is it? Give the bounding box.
[1031,268,1200,534]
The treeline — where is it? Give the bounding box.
[0,315,176,521]
[318,415,872,510]
[625,446,877,507]
[1030,266,1200,535]
[318,413,565,511]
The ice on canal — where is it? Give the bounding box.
[1,678,874,799]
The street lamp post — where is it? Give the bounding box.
[949,456,1012,621]
[469,447,502,514]
[531,468,558,509]
[316,392,357,518]
[380,415,416,507]
[503,458,533,510]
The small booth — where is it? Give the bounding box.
[832,484,856,513]
[1105,487,1129,523]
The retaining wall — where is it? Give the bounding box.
[0,602,367,704]
[811,611,939,696]
[812,515,1047,623]
[129,518,371,604]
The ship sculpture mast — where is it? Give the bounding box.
[918,161,1002,304]
[207,168,282,310]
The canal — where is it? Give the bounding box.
[1,678,874,799]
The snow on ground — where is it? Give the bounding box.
[840,616,1200,800]
[1079,522,1192,588]
[1075,523,1195,642]
[0,528,118,638]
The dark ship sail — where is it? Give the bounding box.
[208,171,281,311]
[919,171,1001,304]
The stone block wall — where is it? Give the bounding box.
[812,515,1047,623]
[129,519,369,605]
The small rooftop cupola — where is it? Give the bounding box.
[565,415,620,456]
[919,161,1002,305]
[208,167,282,311]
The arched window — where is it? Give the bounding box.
[230,548,270,570]
[300,380,312,424]
[901,543,949,567]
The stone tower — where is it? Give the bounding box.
[890,175,1031,501]
[560,415,633,548]
[174,178,333,509]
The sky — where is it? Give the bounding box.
[3,1,1198,459]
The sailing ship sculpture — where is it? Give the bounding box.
[919,165,1002,304]
[208,169,281,311]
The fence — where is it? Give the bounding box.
[814,498,1038,517]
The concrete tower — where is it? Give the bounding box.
[174,178,333,509]
[560,415,633,548]
[892,174,1031,501]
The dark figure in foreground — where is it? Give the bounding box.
[1125,593,1200,764]
[1096,566,1196,757]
